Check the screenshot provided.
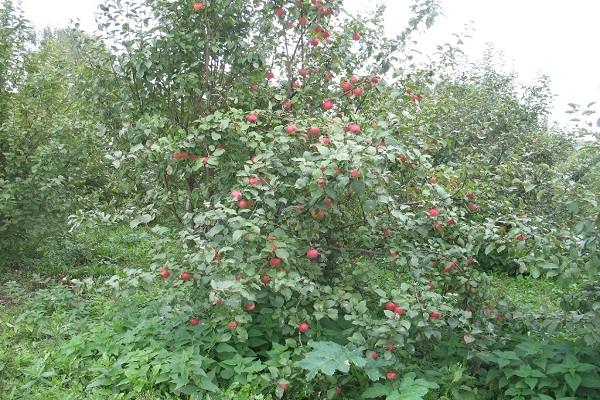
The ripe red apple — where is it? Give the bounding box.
[299,322,309,332]
[310,38,320,46]
[428,208,438,217]
[429,177,436,184]
[245,303,255,311]
[322,100,333,110]
[341,81,351,92]
[324,198,332,208]
[299,68,308,76]
[247,114,257,122]
[517,235,524,241]
[285,124,298,134]
[308,126,320,135]
[270,258,281,267]
[311,210,325,219]
[371,351,378,359]
[260,275,271,283]
[335,387,341,394]
[193,2,203,11]
[385,301,395,311]
[351,169,361,178]
[238,200,248,208]
[190,318,199,325]
[467,259,473,265]
[160,269,169,278]
[293,81,300,88]
[443,261,456,273]
[188,155,198,161]
[231,190,242,200]
[352,32,361,40]
[320,137,330,145]
[229,321,237,329]
[349,124,360,133]
[429,282,435,290]
[267,71,274,79]
[275,7,285,16]
[390,252,397,257]
[383,229,392,236]
[386,372,397,380]
[278,383,287,391]
[393,306,405,315]
[298,17,308,25]
[406,88,412,94]
[371,76,379,83]
[398,154,406,161]
[236,274,241,281]
[429,311,440,319]
[202,156,208,164]
[412,94,420,102]
[284,100,292,108]
[248,177,259,185]
[350,75,359,84]
[306,249,319,259]
[181,272,191,280]
[468,203,478,211]
[353,87,363,96]
[448,218,456,225]
[434,223,442,230]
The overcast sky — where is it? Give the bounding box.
[17,0,600,126]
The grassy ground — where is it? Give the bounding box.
[0,224,588,399]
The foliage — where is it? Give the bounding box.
[0,27,120,258]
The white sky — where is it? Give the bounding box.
[17,0,600,126]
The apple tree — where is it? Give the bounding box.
[88,0,595,397]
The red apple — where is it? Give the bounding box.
[181,272,191,280]
[394,306,405,315]
[306,249,319,259]
[260,275,271,283]
[190,318,199,325]
[335,387,341,394]
[351,169,361,178]
[275,7,285,16]
[341,81,351,92]
[349,124,360,133]
[278,383,287,391]
[245,303,255,311]
[299,322,309,332]
[193,2,203,11]
[248,177,259,185]
[160,269,169,278]
[247,114,257,123]
[371,76,379,83]
[231,190,242,199]
[299,68,308,76]
[385,301,395,311]
[293,81,300,88]
[352,32,361,40]
[467,259,473,265]
[285,124,298,134]
[390,252,397,257]
[320,137,330,145]
[229,321,237,329]
[468,203,478,211]
[430,177,436,184]
[350,75,359,84]
[353,87,363,96]
[371,351,378,359]
[298,17,308,25]
[238,200,248,208]
[517,235,524,241]
[429,311,440,319]
[202,156,209,164]
[322,100,333,110]
[428,208,438,217]
[412,94,420,102]
[284,100,292,108]
[309,126,320,135]
[434,223,442,230]
[267,71,274,80]
[270,258,281,267]
[386,372,397,380]
[324,198,332,207]
[429,282,435,290]
[448,218,456,225]
[310,38,320,46]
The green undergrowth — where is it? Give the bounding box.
[1,226,598,399]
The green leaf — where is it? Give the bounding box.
[298,341,365,380]
[362,383,391,398]
[565,372,582,392]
